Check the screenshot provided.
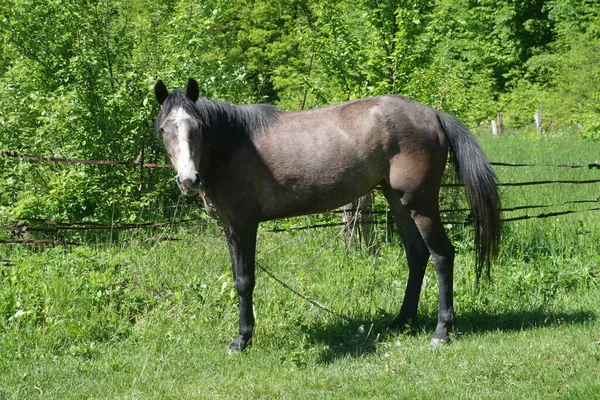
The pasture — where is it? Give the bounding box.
[1,132,600,399]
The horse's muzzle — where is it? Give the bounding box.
[177,173,202,196]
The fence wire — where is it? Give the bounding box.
[1,150,599,246]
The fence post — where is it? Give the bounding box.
[534,104,543,134]
[497,113,504,135]
[342,192,374,251]
[492,113,504,136]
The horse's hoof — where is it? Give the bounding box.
[226,335,250,354]
[386,320,407,333]
[429,336,451,347]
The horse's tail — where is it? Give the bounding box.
[436,111,501,282]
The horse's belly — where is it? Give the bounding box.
[259,168,381,220]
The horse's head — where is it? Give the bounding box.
[154,79,203,197]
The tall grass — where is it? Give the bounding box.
[1,132,599,399]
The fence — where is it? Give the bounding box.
[1,150,600,246]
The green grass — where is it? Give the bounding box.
[1,132,600,399]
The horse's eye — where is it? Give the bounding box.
[159,128,165,135]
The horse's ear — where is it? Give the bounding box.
[154,80,169,105]
[186,78,200,103]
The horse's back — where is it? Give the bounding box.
[248,95,448,219]
[280,95,450,193]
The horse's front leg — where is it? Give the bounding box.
[225,222,258,354]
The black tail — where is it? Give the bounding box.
[437,112,501,282]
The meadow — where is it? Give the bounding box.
[1,132,600,399]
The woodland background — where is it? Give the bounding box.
[1,0,599,225]
[1,3,600,397]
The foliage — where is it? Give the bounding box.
[0,0,599,223]
[1,2,600,396]
[1,2,599,396]
[500,0,600,135]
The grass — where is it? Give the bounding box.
[1,131,600,399]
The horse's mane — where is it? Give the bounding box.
[157,90,280,139]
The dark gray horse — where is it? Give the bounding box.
[154,79,501,353]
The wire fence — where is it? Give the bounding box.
[4,150,600,171]
[3,151,173,168]
[1,150,599,246]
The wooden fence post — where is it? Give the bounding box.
[534,104,543,134]
[492,113,504,136]
[497,113,504,135]
[342,192,374,251]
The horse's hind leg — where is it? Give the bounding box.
[383,182,455,345]
[409,199,455,345]
[381,183,431,331]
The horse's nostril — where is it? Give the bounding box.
[193,173,201,187]
[179,173,201,190]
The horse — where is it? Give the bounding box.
[154,78,501,353]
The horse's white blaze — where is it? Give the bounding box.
[168,107,199,185]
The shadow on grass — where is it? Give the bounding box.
[303,308,597,364]
[455,308,596,334]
